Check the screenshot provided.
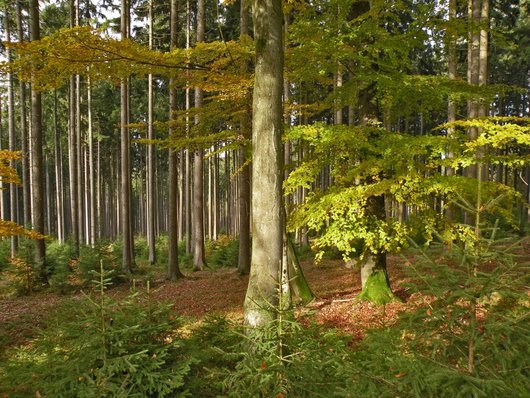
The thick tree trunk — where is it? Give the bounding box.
[244,0,285,327]
[357,86,394,304]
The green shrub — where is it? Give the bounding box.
[2,267,194,397]
[207,235,239,268]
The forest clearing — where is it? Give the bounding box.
[1,0,530,396]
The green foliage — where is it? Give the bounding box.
[206,235,240,268]
[219,315,353,397]
[1,266,194,397]
[0,238,39,296]
[285,118,530,260]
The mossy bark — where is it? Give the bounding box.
[359,251,396,305]
[287,237,315,305]
[358,268,395,305]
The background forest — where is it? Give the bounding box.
[0,0,529,397]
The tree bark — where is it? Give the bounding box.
[147,0,157,265]
[68,0,80,256]
[121,0,134,273]
[237,0,252,275]
[5,8,18,255]
[167,0,183,280]
[16,1,30,229]
[244,0,285,327]
[29,0,46,276]
[192,0,207,271]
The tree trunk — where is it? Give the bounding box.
[68,0,79,256]
[5,8,18,255]
[244,0,285,327]
[29,0,46,276]
[87,77,95,246]
[237,0,252,275]
[121,0,133,273]
[16,1,31,229]
[54,90,65,243]
[167,0,183,280]
[192,0,207,271]
[357,87,395,304]
[147,0,157,265]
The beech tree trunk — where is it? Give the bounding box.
[244,0,285,327]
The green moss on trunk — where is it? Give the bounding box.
[358,270,395,305]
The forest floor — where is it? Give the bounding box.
[0,255,425,353]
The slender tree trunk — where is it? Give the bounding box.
[68,0,79,256]
[29,0,46,276]
[16,2,31,229]
[5,8,18,255]
[244,0,285,327]
[192,0,207,270]
[185,0,192,255]
[147,0,157,265]
[53,90,64,243]
[237,0,252,275]
[446,0,457,220]
[87,77,95,246]
[167,0,183,280]
[467,0,481,179]
[121,0,133,273]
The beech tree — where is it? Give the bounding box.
[243,0,285,327]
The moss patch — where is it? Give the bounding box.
[358,270,396,305]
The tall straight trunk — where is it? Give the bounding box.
[121,0,133,273]
[5,8,18,255]
[446,0,457,221]
[184,0,192,255]
[147,0,157,265]
[54,90,65,242]
[244,0,285,327]
[87,77,95,246]
[167,0,183,280]
[29,0,46,275]
[68,0,79,256]
[96,140,101,240]
[16,2,30,228]
[76,76,84,243]
[192,0,207,270]
[238,0,252,273]
[467,0,481,179]
[478,0,489,115]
